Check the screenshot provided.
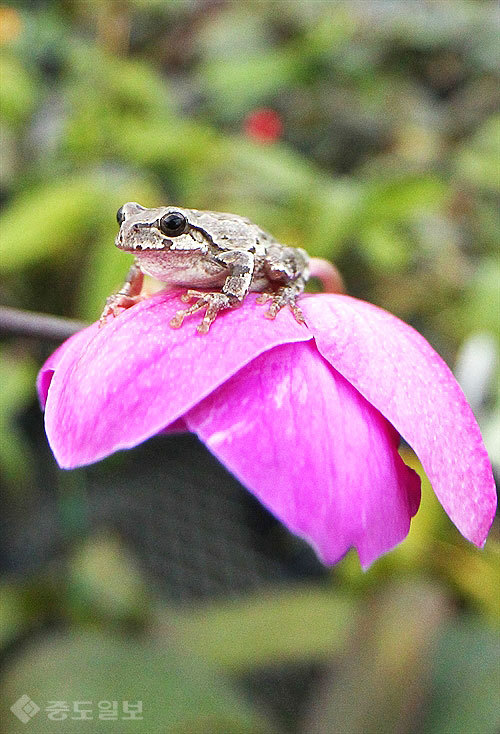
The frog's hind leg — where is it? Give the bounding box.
[257,245,309,324]
[256,280,307,324]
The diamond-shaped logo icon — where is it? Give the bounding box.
[10,695,40,724]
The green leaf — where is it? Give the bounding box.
[0,631,275,733]
[422,619,500,734]
[163,585,355,671]
[0,51,36,125]
[359,221,411,271]
[300,581,449,734]
[0,584,28,651]
[0,350,37,486]
[68,43,174,117]
[305,180,361,257]
[200,49,297,113]
[114,116,222,170]
[222,137,328,207]
[197,5,355,115]
[0,175,106,270]
[195,7,272,61]
[0,172,160,297]
[454,115,500,192]
[437,258,500,342]
[360,174,448,225]
[68,534,150,624]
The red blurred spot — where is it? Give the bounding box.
[244,108,283,143]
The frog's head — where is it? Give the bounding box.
[115,202,208,255]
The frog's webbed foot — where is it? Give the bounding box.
[99,293,145,327]
[256,284,306,325]
[170,290,234,334]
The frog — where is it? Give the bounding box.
[100,202,310,333]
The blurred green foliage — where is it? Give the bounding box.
[0,1,498,732]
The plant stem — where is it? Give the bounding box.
[0,307,87,341]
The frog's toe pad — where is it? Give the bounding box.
[170,291,233,333]
[257,289,305,324]
[99,294,143,327]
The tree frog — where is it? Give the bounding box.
[100,202,310,333]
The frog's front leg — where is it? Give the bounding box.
[99,260,145,326]
[170,250,254,333]
[257,245,309,324]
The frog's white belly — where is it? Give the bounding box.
[138,250,225,286]
[137,250,269,291]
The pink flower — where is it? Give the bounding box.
[37,291,496,568]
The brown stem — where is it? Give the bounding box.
[0,307,87,341]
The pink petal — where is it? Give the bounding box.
[43,291,311,468]
[161,418,188,434]
[37,323,100,408]
[185,341,421,568]
[301,294,497,546]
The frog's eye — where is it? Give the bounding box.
[116,206,126,225]
[159,212,188,237]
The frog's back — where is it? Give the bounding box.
[188,208,275,254]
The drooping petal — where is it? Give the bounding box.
[43,291,311,468]
[301,294,497,546]
[37,323,100,408]
[160,417,188,434]
[185,341,421,568]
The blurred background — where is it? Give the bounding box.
[0,1,499,732]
